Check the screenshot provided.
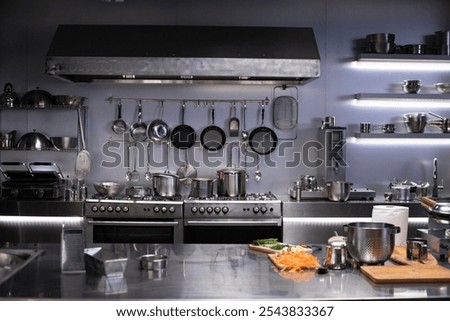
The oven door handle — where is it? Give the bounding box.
[87,220,180,227]
[185,219,281,226]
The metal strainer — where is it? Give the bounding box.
[344,222,400,265]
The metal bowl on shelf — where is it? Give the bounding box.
[50,136,77,150]
[403,112,427,133]
[53,95,86,106]
[435,83,450,94]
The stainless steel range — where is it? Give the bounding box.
[183,192,282,244]
[84,194,184,244]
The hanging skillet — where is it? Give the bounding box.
[170,102,196,149]
[200,103,226,151]
[249,101,278,155]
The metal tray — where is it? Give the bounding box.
[84,247,128,277]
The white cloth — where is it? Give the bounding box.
[372,205,409,245]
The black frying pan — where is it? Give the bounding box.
[171,103,196,149]
[249,103,278,155]
[200,106,226,151]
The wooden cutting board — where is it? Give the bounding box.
[361,265,450,283]
[248,244,281,254]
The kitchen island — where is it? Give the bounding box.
[1,243,449,300]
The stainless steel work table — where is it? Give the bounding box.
[0,243,449,300]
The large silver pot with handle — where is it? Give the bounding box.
[216,167,246,197]
[152,173,180,197]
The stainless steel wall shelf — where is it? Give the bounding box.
[355,133,450,139]
[355,93,450,102]
[356,53,450,63]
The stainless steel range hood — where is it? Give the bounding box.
[46,25,320,85]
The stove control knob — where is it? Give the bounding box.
[161,206,167,213]
[222,206,229,214]
[91,206,99,212]
[199,207,205,214]
[122,206,129,213]
[206,206,213,214]
[253,206,260,213]
[35,188,44,198]
[191,206,198,213]
[214,207,221,214]
[99,206,106,212]
[107,206,114,212]
[169,206,176,213]
[260,206,268,214]
[10,189,19,198]
[115,206,122,212]
[153,206,160,213]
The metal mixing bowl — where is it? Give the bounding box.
[50,136,77,150]
[435,83,450,94]
[403,112,427,133]
[54,95,86,106]
[344,222,400,265]
[93,182,124,197]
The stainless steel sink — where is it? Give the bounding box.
[0,249,43,285]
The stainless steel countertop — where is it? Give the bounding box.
[1,243,449,300]
[280,196,427,218]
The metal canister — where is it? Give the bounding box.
[190,178,216,199]
[152,173,180,197]
[216,167,246,197]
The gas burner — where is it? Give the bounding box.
[88,194,182,202]
[246,192,278,201]
[186,192,278,202]
[184,191,281,219]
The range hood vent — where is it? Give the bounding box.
[46,25,320,85]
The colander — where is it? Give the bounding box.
[344,222,400,265]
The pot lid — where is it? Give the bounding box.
[153,172,179,178]
[217,167,246,173]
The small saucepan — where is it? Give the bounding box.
[112,101,127,134]
[147,102,170,143]
[200,105,226,151]
[249,102,278,155]
[130,101,147,142]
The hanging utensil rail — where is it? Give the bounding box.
[106,96,269,107]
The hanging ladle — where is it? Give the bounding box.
[241,102,249,141]
[145,142,152,181]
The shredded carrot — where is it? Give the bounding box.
[274,251,320,271]
[277,269,316,282]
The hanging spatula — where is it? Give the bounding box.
[229,102,240,137]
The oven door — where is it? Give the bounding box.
[85,218,183,245]
[184,218,282,244]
